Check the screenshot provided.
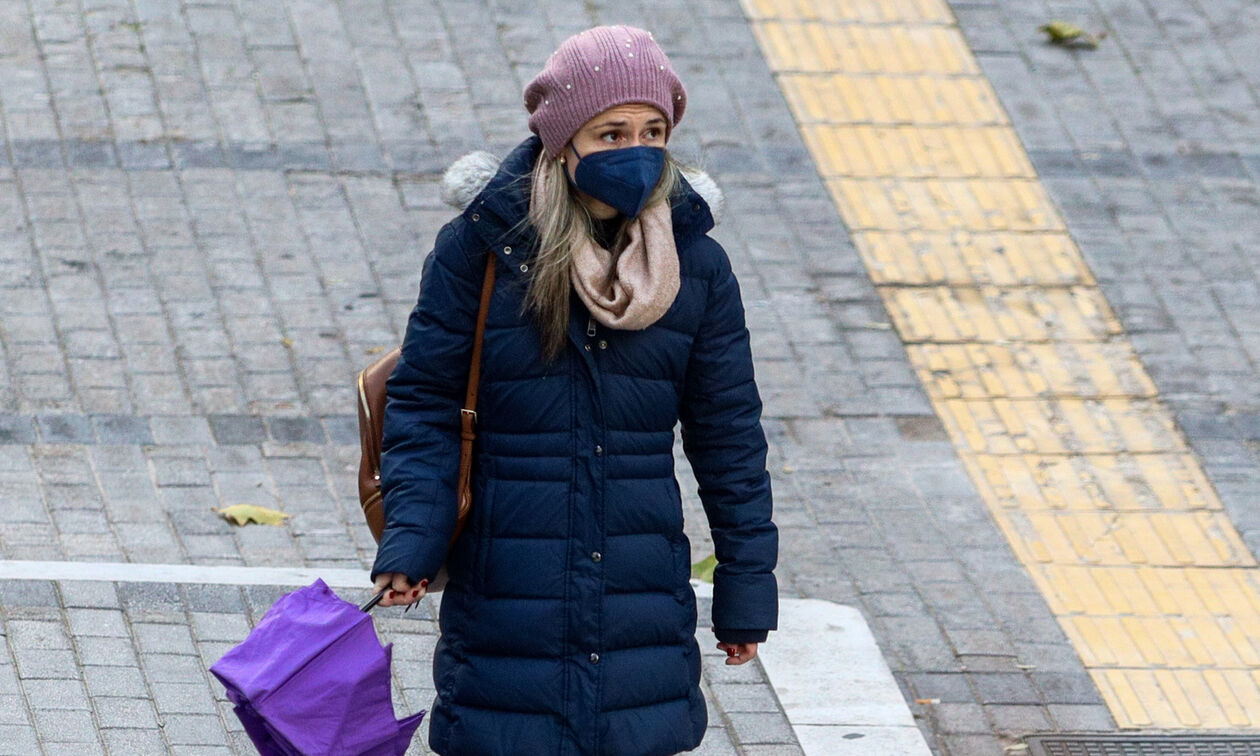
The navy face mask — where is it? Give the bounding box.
[567,143,666,219]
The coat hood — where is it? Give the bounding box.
[439,145,725,225]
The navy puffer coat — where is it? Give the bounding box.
[371,135,778,756]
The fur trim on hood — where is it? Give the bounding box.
[440,150,725,225]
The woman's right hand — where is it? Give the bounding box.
[373,572,428,608]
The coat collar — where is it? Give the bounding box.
[439,135,723,265]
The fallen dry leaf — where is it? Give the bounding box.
[215,504,291,527]
[1038,20,1105,48]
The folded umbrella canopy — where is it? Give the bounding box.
[210,579,425,756]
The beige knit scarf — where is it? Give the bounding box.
[530,164,680,331]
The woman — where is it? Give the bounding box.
[370,25,778,756]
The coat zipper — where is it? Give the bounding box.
[586,316,596,338]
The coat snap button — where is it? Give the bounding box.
[471,213,480,221]
[503,246,512,255]
[584,344,591,351]
[591,551,602,562]
[519,263,528,272]
[594,444,602,455]
[597,340,607,350]
[589,652,600,663]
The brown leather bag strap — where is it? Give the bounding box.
[453,252,496,540]
[464,252,496,420]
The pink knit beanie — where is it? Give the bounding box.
[524,25,687,159]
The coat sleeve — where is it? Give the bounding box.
[679,239,779,642]
[370,220,483,584]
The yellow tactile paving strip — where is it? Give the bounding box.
[739,0,1260,729]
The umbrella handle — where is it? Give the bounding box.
[360,588,388,613]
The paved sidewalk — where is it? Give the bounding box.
[0,0,833,751]
[4,0,1259,753]
[950,0,1260,562]
[0,572,812,755]
[0,0,814,751]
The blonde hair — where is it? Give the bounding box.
[522,149,683,362]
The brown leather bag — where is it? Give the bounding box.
[357,253,497,591]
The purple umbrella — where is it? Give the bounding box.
[210,579,425,756]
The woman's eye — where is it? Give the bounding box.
[645,129,661,139]
[601,132,619,142]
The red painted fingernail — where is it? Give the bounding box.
[419,579,428,587]
[410,589,420,597]
[388,590,397,598]
[726,648,737,657]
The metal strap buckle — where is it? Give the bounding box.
[461,408,477,423]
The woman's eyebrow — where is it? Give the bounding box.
[589,117,667,130]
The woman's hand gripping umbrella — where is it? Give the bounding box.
[209,579,425,756]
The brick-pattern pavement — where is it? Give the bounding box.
[0,579,785,755]
[0,0,812,751]
[0,0,1191,752]
[947,0,1260,561]
[741,0,1260,737]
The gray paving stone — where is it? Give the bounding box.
[266,415,327,444]
[13,647,80,680]
[74,635,140,667]
[66,609,130,638]
[36,414,95,443]
[30,706,98,743]
[22,677,90,711]
[1048,703,1115,731]
[132,623,198,655]
[958,656,1027,674]
[118,581,183,613]
[100,728,169,756]
[187,611,250,643]
[0,724,40,755]
[158,713,230,746]
[929,702,989,735]
[82,665,148,699]
[92,415,153,445]
[149,682,217,715]
[709,681,782,713]
[149,416,215,446]
[169,747,235,756]
[946,629,1017,657]
[0,416,37,444]
[39,740,105,756]
[8,619,72,650]
[726,711,797,745]
[971,673,1040,706]
[984,704,1052,734]
[0,697,27,726]
[740,746,805,756]
[907,673,976,705]
[58,581,121,610]
[1030,671,1106,706]
[206,414,267,445]
[322,414,359,445]
[943,733,1006,756]
[93,696,160,729]
[139,653,208,684]
[0,662,20,695]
